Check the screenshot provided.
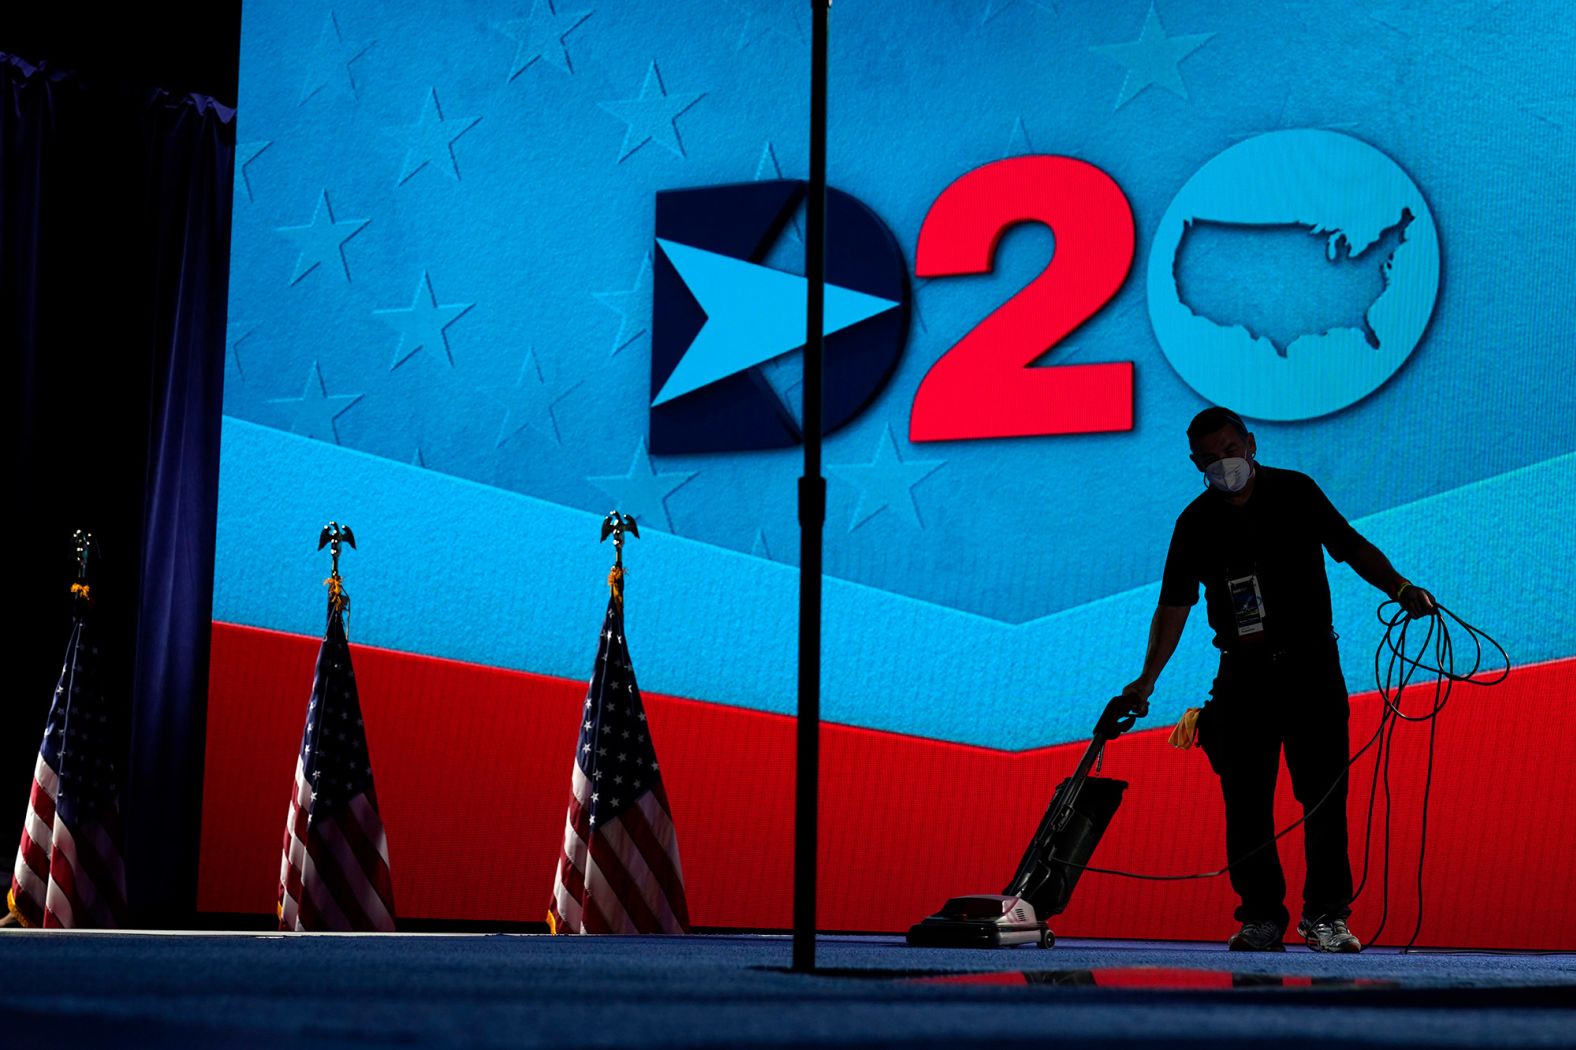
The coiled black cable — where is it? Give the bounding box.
[1352,600,1506,948]
[1052,600,1508,949]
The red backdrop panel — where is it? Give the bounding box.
[199,622,1576,947]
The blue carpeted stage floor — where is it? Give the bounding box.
[0,932,1570,1048]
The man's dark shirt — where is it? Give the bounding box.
[1159,465,1366,651]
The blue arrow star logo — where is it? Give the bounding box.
[651,238,899,406]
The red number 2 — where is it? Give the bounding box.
[910,156,1135,442]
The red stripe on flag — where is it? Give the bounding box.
[618,800,689,931]
[354,789,392,859]
[322,818,394,931]
[558,843,587,905]
[279,758,311,930]
[284,853,305,908]
[8,869,44,927]
[587,831,660,933]
[69,824,126,927]
[553,867,585,933]
[643,787,686,873]
[297,885,321,930]
[18,828,49,887]
[306,825,374,931]
[290,795,310,844]
[42,846,79,929]
[29,780,56,831]
[580,892,613,934]
[301,853,352,931]
[567,790,590,841]
[598,819,680,933]
[53,823,109,928]
[335,800,396,926]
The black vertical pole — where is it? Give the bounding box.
[794,0,830,974]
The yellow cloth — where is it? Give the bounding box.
[1168,708,1202,749]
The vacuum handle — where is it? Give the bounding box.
[1094,694,1146,741]
[1001,695,1141,899]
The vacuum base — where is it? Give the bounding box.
[905,894,1054,949]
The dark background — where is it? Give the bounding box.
[1,2,239,923]
[0,5,240,107]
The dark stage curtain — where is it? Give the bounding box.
[1,53,233,925]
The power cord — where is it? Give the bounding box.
[1352,600,1507,948]
[1048,600,1508,950]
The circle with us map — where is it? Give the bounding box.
[1146,129,1439,420]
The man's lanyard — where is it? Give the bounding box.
[1223,499,1266,638]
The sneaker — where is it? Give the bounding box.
[1298,917,1362,953]
[1227,919,1286,951]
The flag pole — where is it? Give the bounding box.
[794,0,830,975]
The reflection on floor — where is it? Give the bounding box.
[910,966,1400,990]
[0,931,1570,1049]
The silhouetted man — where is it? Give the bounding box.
[1122,407,1435,952]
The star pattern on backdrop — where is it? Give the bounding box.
[223,2,1563,630]
[1225,92,1361,142]
[394,88,480,184]
[267,362,363,444]
[299,11,375,105]
[499,0,593,78]
[372,271,474,369]
[735,2,803,50]
[586,439,697,532]
[754,139,787,180]
[226,321,258,379]
[487,347,582,447]
[599,62,704,161]
[1090,3,1213,110]
[981,0,1056,24]
[756,354,803,426]
[1367,9,1568,129]
[755,139,801,243]
[276,191,369,284]
[235,141,271,202]
[751,528,773,561]
[1004,116,1032,156]
[592,253,653,356]
[828,424,945,531]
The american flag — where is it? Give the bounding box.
[549,581,690,934]
[8,603,128,928]
[277,594,395,931]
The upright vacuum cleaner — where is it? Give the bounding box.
[907,694,1144,948]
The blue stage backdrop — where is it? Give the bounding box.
[203,0,1576,943]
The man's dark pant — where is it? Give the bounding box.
[1198,639,1354,931]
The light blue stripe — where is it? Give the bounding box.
[215,418,1568,749]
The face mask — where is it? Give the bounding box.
[1204,456,1253,493]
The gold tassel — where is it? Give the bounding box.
[69,582,91,601]
[7,887,32,928]
[607,565,624,606]
[1168,708,1202,750]
[546,910,559,935]
[324,576,348,612]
